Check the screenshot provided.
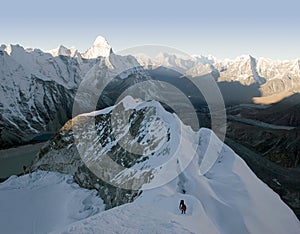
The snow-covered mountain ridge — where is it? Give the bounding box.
[48,36,112,59]
[0,37,151,148]
[137,52,300,94]
[32,96,188,208]
[1,36,300,148]
[10,96,299,233]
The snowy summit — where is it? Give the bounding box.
[82,36,112,59]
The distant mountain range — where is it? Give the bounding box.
[0,36,299,148]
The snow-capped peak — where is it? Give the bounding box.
[93,35,109,47]
[1,44,12,55]
[191,54,217,65]
[48,45,78,57]
[0,44,25,56]
[82,35,112,59]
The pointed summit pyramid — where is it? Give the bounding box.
[82,36,112,59]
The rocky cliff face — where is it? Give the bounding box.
[0,44,83,148]
[31,97,181,209]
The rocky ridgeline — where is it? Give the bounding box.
[31,99,172,209]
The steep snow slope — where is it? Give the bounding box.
[30,97,299,233]
[0,171,104,234]
[51,128,300,234]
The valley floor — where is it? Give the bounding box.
[0,142,45,179]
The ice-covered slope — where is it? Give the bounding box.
[51,128,300,234]
[30,97,299,233]
[0,171,104,234]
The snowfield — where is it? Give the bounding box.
[0,171,104,234]
[0,97,299,233]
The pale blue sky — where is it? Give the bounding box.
[1,0,299,59]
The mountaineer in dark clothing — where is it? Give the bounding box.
[179,200,186,214]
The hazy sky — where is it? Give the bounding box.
[1,0,299,59]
